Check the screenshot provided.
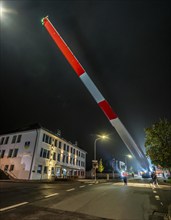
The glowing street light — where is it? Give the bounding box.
[93,135,108,182]
[125,154,133,170]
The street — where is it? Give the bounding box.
[0,179,170,220]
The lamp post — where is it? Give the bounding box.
[124,154,132,171]
[93,135,108,182]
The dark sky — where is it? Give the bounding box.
[0,0,170,170]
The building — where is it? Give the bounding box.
[0,124,86,180]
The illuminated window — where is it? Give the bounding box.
[37,165,42,174]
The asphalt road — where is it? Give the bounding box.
[0,179,170,220]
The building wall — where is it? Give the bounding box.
[0,127,86,180]
[0,130,37,179]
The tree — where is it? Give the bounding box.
[144,119,171,170]
[98,159,104,173]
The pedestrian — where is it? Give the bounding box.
[122,171,128,185]
[151,171,158,187]
[132,172,134,178]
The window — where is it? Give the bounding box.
[67,145,69,152]
[4,165,9,171]
[73,149,75,154]
[59,141,61,148]
[4,137,9,145]
[70,158,73,164]
[51,167,54,174]
[53,152,56,161]
[40,148,43,157]
[66,156,68,164]
[8,149,13,158]
[47,150,50,159]
[37,165,42,174]
[0,150,5,158]
[13,149,18,157]
[40,148,50,159]
[24,141,30,148]
[44,166,48,174]
[49,137,52,145]
[63,144,66,151]
[71,147,73,154]
[43,149,47,158]
[45,135,49,143]
[78,151,80,157]
[11,135,17,144]
[42,134,45,142]
[54,139,57,147]
[57,153,60,162]
[9,164,14,171]
[62,155,65,163]
[0,137,5,145]
[17,135,22,143]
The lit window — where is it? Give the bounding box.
[37,165,42,174]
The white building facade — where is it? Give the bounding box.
[0,124,86,180]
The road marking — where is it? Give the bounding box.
[160,202,163,206]
[0,202,28,212]
[153,190,157,193]
[45,193,59,198]
[79,185,85,188]
[88,184,93,186]
[155,195,160,200]
[66,188,75,192]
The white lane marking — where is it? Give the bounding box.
[88,184,93,186]
[155,195,160,200]
[66,188,75,192]
[153,191,157,193]
[79,185,85,188]
[160,202,163,206]
[0,202,28,212]
[45,193,59,198]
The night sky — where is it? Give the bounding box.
[0,0,170,170]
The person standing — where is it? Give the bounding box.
[122,171,128,185]
[151,171,158,187]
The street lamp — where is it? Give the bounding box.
[93,135,108,182]
[124,154,132,171]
